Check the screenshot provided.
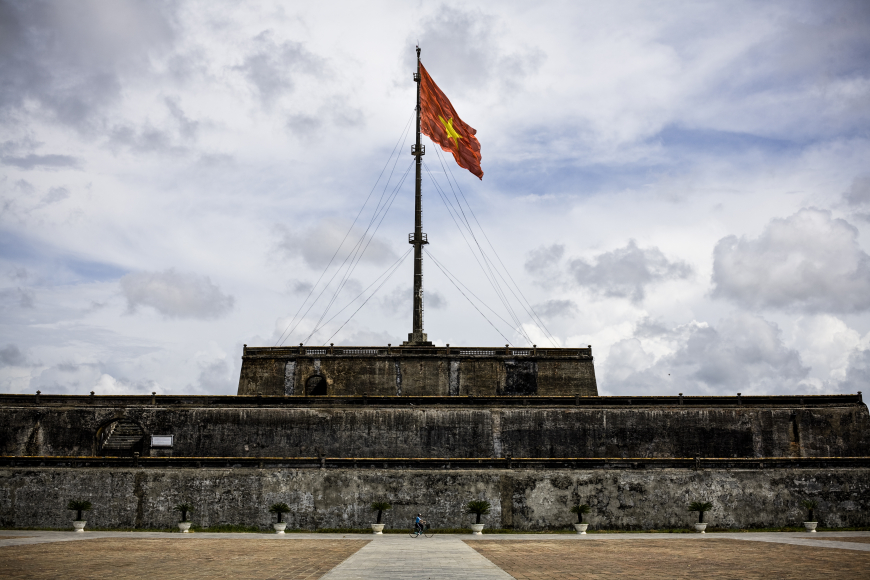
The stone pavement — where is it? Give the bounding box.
[0,530,868,579]
[320,534,512,580]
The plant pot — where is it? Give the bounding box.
[573,523,588,534]
[371,524,385,534]
[72,520,87,532]
[470,524,485,535]
[694,523,707,533]
[273,523,287,534]
[803,522,818,533]
[178,522,191,533]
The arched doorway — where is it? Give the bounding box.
[306,375,327,396]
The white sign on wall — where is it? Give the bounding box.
[151,435,174,447]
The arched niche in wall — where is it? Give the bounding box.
[95,417,145,457]
[306,375,327,396]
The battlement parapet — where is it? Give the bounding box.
[0,393,863,408]
[242,345,592,358]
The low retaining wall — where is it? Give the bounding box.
[1,467,867,530]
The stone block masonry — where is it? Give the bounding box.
[1,397,867,458]
[237,345,599,397]
[1,467,867,530]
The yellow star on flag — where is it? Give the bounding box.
[438,115,463,147]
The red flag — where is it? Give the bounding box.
[419,62,483,180]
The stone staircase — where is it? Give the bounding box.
[100,419,143,455]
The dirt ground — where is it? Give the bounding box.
[0,538,369,580]
[467,538,870,580]
[814,536,870,544]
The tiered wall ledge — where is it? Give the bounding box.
[1,394,867,459]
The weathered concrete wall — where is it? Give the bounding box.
[2,404,868,459]
[1,467,867,530]
[237,346,598,397]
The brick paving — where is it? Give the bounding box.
[815,536,870,544]
[0,538,369,580]
[467,538,870,579]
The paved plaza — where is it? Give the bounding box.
[1,530,868,579]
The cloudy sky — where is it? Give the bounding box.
[2,0,870,397]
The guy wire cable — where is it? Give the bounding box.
[423,161,533,344]
[275,110,414,346]
[301,136,417,342]
[424,162,532,345]
[275,110,413,346]
[303,159,414,344]
[424,248,512,345]
[430,147,548,344]
[281,120,414,346]
[433,146,559,347]
[434,144,559,346]
[306,248,412,343]
[425,248,522,341]
[282,157,412,346]
[313,157,414,327]
[423,160,528,338]
[290,158,413,346]
[322,248,413,345]
[428,154,532,342]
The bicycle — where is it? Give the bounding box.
[409,522,434,538]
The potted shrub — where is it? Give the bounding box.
[688,501,713,533]
[269,502,291,534]
[570,503,591,534]
[465,500,491,535]
[801,500,818,533]
[67,499,92,532]
[173,503,195,533]
[370,501,392,534]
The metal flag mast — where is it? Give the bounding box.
[405,45,431,346]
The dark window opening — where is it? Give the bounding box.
[307,375,327,396]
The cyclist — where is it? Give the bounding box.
[414,513,427,535]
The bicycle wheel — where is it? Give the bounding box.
[408,530,420,538]
[424,524,434,538]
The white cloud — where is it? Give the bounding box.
[843,175,870,207]
[839,348,870,394]
[532,299,578,320]
[189,358,234,394]
[569,240,692,303]
[2,1,870,395]
[0,344,28,367]
[407,5,545,95]
[712,208,870,313]
[235,30,326,107]
[524,244,564,274]
[277,220,399,269]
[120,269,234,319]
[602,313,811,396]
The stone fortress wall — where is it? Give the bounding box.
[2,466,868,530]
[1,395,867,459]
[1,342,868,531]
[237,345,599,397]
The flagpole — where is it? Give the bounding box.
[407,45,430,346]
